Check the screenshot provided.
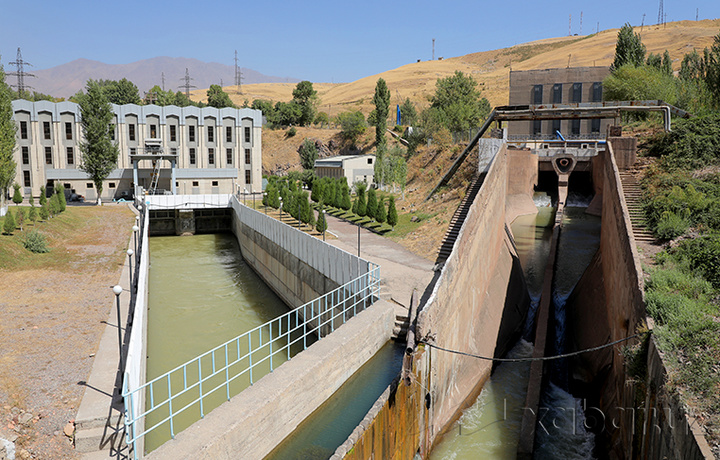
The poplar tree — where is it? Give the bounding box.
[612,23,646,70]
[372,78,391,149]
[366,188,378,221]
[79,80,119,204]
[0,60,16,211]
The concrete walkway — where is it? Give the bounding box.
[324,215,435,317]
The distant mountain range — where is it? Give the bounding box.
[27,56,300,98]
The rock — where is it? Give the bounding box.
[18,413,32,425]
[63,422,74,438]
[410,215,419,223]
[18,448,31,459]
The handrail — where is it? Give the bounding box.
[122,263,380,458]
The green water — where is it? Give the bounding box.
[266,341,405,460]
[145,233,294,452]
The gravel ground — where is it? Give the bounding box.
[0,204,134,459]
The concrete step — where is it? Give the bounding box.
[75,425,126,454]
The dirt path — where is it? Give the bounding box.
[0,204,134,459]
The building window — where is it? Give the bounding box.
[109,182,116,188]
[226,148,233,164]
[571,119,581,135]
[20,121,28,139]
[22,146,29,165]
[591,119,601,133]
[592,82,603,102]
[129,124,136,141]
[533,120,542,135]
[208,148,215,165]
[66,147,74,165]
[65,122,73,140]
[367,158,372,164]
[192,181,199,187]
[189,148,196,165]
[23,171,31,187]
[45,147,52,165]
[244,148,251,164]
[572,83,583,103]
[130,147,136,155]
[86,183,94,188]
[189,125,196,142]
[552,119,561,136]
[245,170,251,184]
[212,180,219,187]
[43,121,51,140]
[150,124,157,138]
[552,84,562,104]
[110,124,116,141]
[170,148,177,156]
[226,126,232,143]
[532,85,543,105]
[170,125,177,142]
[207,125,214,143]
[244,126,251,143]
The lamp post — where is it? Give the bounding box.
[357,223,361,257]
[322,209,326,241]
[252,191,256,209]
[132,224,139,257]
[279,198,283,221]
[128,249,134,297]
[263,192,268,214]
[112,285,125,372]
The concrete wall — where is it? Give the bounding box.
[231,198,368,309]
[147,299,395,460]
[565,144,712,459]
[415,144,531,453]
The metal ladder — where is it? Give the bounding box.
[148,160,161,195]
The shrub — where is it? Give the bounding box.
[39,204,49,221]
[39,186,47,206]
[3,210,16,235]
[28,205,37,224]
[387,196,398,227]
[12,183,22,205]
[655,211,690,240]
[21,229,50,253]
[286,126,297,137]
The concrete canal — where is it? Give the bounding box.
[429,198,601,459]
[145,233,306,452]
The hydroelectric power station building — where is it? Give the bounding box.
[8,100,263,200]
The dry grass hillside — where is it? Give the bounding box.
[192,19,719,116]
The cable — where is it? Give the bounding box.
[419,331,648,363]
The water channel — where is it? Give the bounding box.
[429,197,601,459]
[145,233,295,452]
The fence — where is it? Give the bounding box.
[122,261,379,458]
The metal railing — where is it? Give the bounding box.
[122,263,380,458]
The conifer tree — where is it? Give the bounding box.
[376,197,387,224]
[387,196,398,228]
[12,183,22,205]
[39,186,47,206]
[366,188,378,220]
[28,205,37,224]
[3,209,15,235]
[316,206,328,235]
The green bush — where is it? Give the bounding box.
[286,126,297,137]
[645,113,720,170]
[655,211,690,239]
[3,210,16,235]
[21,229,50,253]
[671,234,720,288]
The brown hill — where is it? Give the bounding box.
[194,19,719,118]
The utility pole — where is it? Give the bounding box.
[161,72,166,91]
[8,48,35,98]
[580,11,583,35]
[432,38,435,60]
[234,50,243,94]
[696,8,699,21]
[569,14,572,36]
[641,13,646,32]
[179,68,196,97]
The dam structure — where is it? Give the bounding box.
[75,102,712,460]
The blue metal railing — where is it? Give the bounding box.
[122,263,380,458]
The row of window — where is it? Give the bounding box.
[19,121,253,145]
[20,174,252,189]
[21,145,74,166]
[532,82,603,105]
[125,124,251,144]
[20,121,74,141]
[532,119,602,136]
[186,148,252,166]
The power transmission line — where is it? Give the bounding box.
[658,0,664,25]
[8,48,35,97]
[234,50,244,94]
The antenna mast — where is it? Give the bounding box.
[580,11,583,35]
[658,0,664,25]
[8,48,35,97]
[179,68,196,97]
[234,50,244,94]
[569,14,572,36]
[161,72,166,91]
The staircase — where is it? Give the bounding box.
[392,313,410,340]
[149,160,162,195]
[434,174,485,266]
[619,172,656,243]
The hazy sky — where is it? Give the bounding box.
[1,0,718,83]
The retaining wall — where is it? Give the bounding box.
[231,198,367,309]
[566,144,713,459]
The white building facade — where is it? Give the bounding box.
[10,100,263,200]
[314,154,375,187]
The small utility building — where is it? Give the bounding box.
[314,154,375,186]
